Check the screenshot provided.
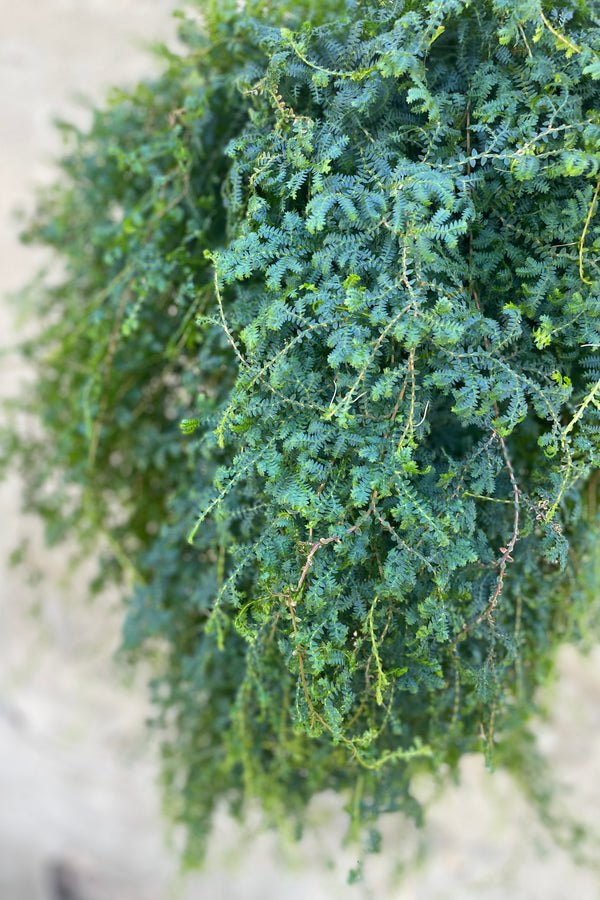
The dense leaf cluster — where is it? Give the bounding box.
[4,0,600,863]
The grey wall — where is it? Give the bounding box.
[1,3,599,898]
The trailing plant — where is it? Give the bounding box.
[4,0,600,867]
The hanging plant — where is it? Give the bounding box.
[4,0,600,866]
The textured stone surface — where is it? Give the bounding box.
[1,3,599,897]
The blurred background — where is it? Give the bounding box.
[1,2,600,898]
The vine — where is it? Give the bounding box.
[3,0,600,869]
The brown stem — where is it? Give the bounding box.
[295,510,372,592]
[452,429,520,648]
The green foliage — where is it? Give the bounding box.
[4,0,600,865]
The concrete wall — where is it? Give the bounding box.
[1,2,599,897]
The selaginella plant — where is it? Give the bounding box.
[4,0,600,866]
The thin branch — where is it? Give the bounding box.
[540,11,582,55]
[579,176,600,285]
[452,429,520,648]
[212,267,248,368]
[295,517,368,592]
